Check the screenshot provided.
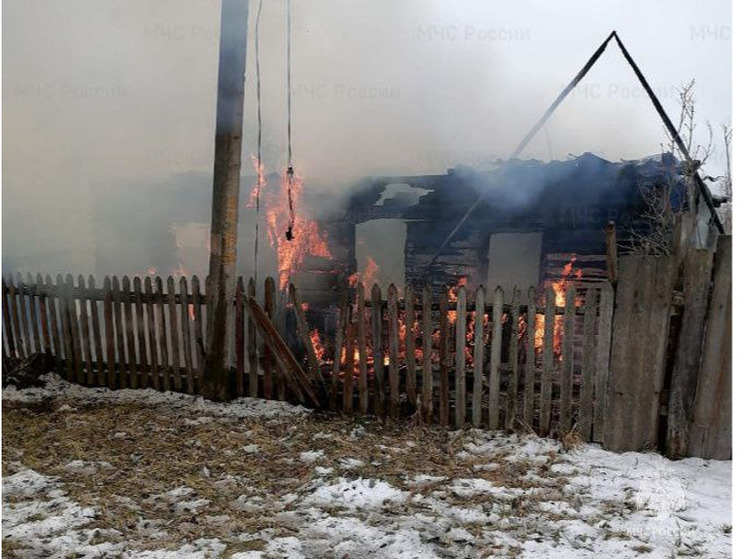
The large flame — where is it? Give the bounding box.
[256,161,332,290]
[534,255,583,356]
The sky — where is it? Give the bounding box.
[1,0,733,276]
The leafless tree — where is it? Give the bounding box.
[625,80,719,255]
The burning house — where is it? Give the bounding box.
[300,151,708,309]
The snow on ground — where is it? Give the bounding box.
[2,374,732,558]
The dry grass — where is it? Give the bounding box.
[2,397,570,555]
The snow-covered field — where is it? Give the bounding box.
[2,375,732,558]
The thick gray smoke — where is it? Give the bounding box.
[2,0,731,279]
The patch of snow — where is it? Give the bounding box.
[305,477,406,510]
[299,449,325,463]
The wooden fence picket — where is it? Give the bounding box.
[26,273,41,355]
[89,276,105,385]
[371,284,385,417]
[387,284,400,419]
[122,276,137,389]
[155,277,170,391]
[247,278,258,397]
[455,285,467,429]
[488,286,504,431]
[103,277,117,389]
[331,288,347,411]
[144,277,159,390]
[357,283,369,415]
[16,274,31,357]
[58,274,74,380]
[2,278,17,358]
[523,287,537,429]
[421,285,433,423]
[506,287,521,430]
[77,275,93,385]
[559,285,576,433]
[263,277,276,400]
[579,288,598,440]
[539,287,555,436]
[592,283,614,443]
[46,275,63,363]
[38,274,53,358]
[180,276,195,394]
[471,286,485,427]
[166,276,181,390]
[404,284,417,405]
[343,309,355,415]
[192,275,205,381]
[439,287,450,427]
[134,277,147,388]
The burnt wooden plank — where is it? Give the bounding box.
[387,284,400,419]
[88,276,105,385]
[122,276,138,389]
[244,295,320,407]
[263,277,276,400]
[2,277,17,358]
[438,288,450,427]
[77,275,93,385]
[539,287,556,436]
[103,277,117,389]
[579,288,598,440]
[167,276,181,391]
[180,276,195,394]
[235,277,245,396]
[357,283,369,415]
[155,277,170,391]
[689,236,731,459]
[371,284,385,417]
[134,277,148,388]
[472,286,485,428]
[404,284,417,405]
[144,277,159,390]
[247,278,258,397]
[331,288,348,412]
[522,286,536,430]
[592,283,614,443]
[454,285,467,429]
[559,285,576,434]
[605,256,676,452]
[488,286,504,430]
[26,273,42,355]
[506,287,521,431]
[422,285,433,423]
[666,249,714,458]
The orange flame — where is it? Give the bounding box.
[259,164,332,290]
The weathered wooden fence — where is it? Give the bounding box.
[2,235,732,459]
[318,282,614,441]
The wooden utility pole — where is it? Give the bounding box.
[203,0,250,401]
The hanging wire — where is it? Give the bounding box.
[252,0,264,285]
[284,0,296,242]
